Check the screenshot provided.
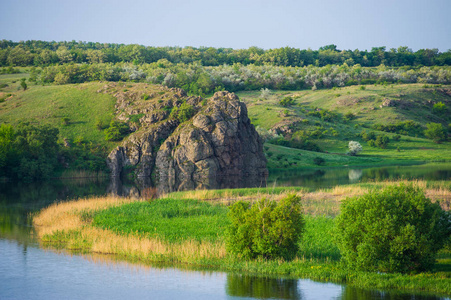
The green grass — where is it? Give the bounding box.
[0,80,116,146]
[237,84,451,170]
[93,198,230,243]
[86,196,451,296]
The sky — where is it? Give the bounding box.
[1,0,451,52]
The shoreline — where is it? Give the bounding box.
[32,182,451,296]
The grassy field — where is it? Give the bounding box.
[236,84,451,169]
[0,74,117,146]
[33,181,451,296]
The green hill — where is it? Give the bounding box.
[1,70,450,177]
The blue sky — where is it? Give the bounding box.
[1,0,450,51]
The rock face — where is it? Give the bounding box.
[107,89,268,193]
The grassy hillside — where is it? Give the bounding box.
[1,70,450,173]
[237,84,451,169]
[0,74,116,146]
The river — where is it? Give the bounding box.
[1,164,450,299]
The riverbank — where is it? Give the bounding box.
[32,181,451,296]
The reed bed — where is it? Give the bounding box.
[33,196,227,264]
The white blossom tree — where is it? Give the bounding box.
[348,141,362,156]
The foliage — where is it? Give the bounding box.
[372,121,424,137]
[170,102,195,122]
[260,88,271,99]
[20,78,27,90]
[0,123,60,180]
[269,135,322,152]
[424,122,447,143]
[348,141,362,156]
[128,113,145,125]
[279,96,295,107]
[2,40,451,68]
[432,101,447,116]
[61,117,70,126]
[104,120,129,141]
[335,184,451,273]
[307,108,338,122]
[226,195,304,260]
[313,156,325,166]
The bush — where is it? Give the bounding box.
[170,102,195,122]
[424,122,447,143]
[432,102,447,116]
[61,117,70,126]
[348,141,362,156]
[313,156,325,166]
[104,120,130,141]
[335,184,451,273]
[279,96,295,107]
[226,195,304,260]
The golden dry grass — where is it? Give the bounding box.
[169,181,450,215]
[33,196,226,263]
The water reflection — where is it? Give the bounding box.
[1,164,451,299]
[268,163,451,189]
[226,274,302,299]
[348,169,363,182]
[340,285,449,300]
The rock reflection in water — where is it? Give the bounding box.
[107,174,267,198]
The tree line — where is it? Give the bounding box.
[22,61,451,96]
[1,40,451,68]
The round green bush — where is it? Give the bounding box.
[335,184,451,273]
[226,195,304,260]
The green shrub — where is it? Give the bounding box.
[61,117,70,126]
[432,102,447,116]
[104,120,130,141]
[424,122,447,143]
[279,96,295,107]
[128,113,145,125]
[170,102,195,122]
[226,195,304,260]
[335,184,451,273]
[313,156,325,166]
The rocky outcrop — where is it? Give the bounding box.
[107,89,268,192]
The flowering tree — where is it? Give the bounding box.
[348,141,362,156]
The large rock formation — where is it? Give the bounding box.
[107,87,267,193]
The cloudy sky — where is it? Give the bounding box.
[1,0,450,51]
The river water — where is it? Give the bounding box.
[1,164,450,300]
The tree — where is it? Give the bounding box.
[432,102,448,116]
[335,184,451,273]
[20,78,27,90]
[348,141,362,156]
[104,120,130,141]
[226,195,304,260]
[260,88,271,100]
[424,122,447,143]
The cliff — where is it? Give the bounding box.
[107,87,267,192]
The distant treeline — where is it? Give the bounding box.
[20,62,451,96]
[1,40,451,67]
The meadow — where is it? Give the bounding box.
[33,180,451,296]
